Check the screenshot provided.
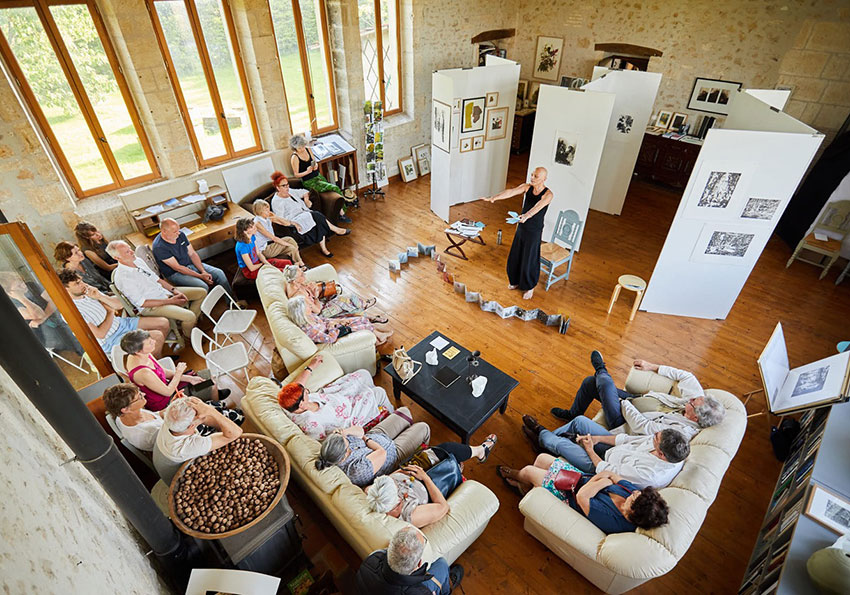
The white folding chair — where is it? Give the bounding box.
[200,285,269,363]
[110,343,175,381]
[105,413,155,471]
[190,328,250,387]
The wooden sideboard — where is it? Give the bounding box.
[511,109,536,154]
[634,133,702,189]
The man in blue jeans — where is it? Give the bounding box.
[355,526,464,594]
[153,218,234,298]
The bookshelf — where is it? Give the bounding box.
[127,185,229,237]
[739,402,850,594]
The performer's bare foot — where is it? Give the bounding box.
[508,284,518,290]
[523,289,534,300]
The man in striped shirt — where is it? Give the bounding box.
[59,269,169,356]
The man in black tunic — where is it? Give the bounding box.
[481,166,554,299]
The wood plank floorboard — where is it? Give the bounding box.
[181,152,850,594]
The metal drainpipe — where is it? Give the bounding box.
[0,288,197,590]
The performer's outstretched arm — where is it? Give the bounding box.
[479,183,530,203]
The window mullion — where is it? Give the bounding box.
[372,0,385,108]
[183,0,234,158]
[290,0,316,135]
[35,0,123,184]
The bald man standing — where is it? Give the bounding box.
[153,218,234,298]
[480,167,554,299]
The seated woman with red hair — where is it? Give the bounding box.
[278,354,393,440]
[269,171,350,258]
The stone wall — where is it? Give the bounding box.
[0,366,168,593]
[0,0,848,254]
[507,0,850,141]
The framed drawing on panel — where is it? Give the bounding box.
[486,92,499,107]
[472,136,484,150]
[432,100,451,153]
[459,138,472,153]
[398,157,418,182]
[533,36,563,81]
[683,161,752,221]
[486,107,509,141]
[688,77,743,116]
[461,97,486,133]
[552,131,577,167]
[740,197,782,222]
[689,222,767,267]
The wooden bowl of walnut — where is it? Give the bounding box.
[168,434,290,539]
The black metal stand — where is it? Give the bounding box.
[362,175,385,201]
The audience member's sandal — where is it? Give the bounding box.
[336,228,351,235]
[364,297,378,309]
[478,434,498,462]
[370,315,389,324]
[497,466,524,496]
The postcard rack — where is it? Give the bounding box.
[739,402,849,594]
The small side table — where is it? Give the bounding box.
[444,232,485,260]
[607,274,647,321]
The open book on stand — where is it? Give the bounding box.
[758,322,850,415]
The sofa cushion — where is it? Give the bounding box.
[623,368,676,396]
[257,265,290,311]
[668,445,727,504]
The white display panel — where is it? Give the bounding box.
[525,84,615,250]
[640,94,824,320]
[429,59,520,222]
[584,70,662,215]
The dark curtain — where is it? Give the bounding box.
[775,131,850,248]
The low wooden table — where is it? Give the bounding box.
[444,231,485,260]
[125,203,253,251]
[384,331,519,443]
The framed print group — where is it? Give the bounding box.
[688,77,743,116]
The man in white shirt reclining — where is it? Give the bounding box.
[550,351,725,440]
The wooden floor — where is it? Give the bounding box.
[184,153,850,594]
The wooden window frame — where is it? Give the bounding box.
[0,0,160,198]
[147,0,261,167]
[269,0,338,136]
[0,221,112,376]
[369,0,402,117]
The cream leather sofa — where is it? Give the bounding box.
[519,368,747,594]
[241,356,501,564]
[255,263,378,376]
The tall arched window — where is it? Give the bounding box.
[148,0,260,166]
[358,0,401,116]
[0,0,159,197]
[268,0,338,136]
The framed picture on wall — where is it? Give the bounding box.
[432,100,451,153]
[461,97,486,133]
[472,136,484,150]
[460,138,473,153]
[486,92,499,107]
[398,157,418,182]
[689,222,767,267]
[687,77,743,116]
[532,36,563,81]
[486,107,509,141]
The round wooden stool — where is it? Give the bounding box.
[607,274,647,321]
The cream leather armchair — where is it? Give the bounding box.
[518,368,747,594]
[255,263,377,376]
[241,361,500,564]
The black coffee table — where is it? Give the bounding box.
[384,331,519,444]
